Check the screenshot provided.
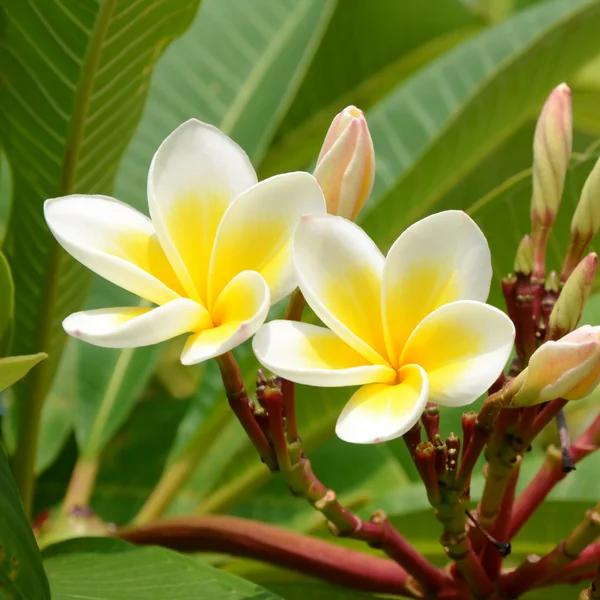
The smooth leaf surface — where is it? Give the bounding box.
[0,0,200,448]
[0,353,46,394]
[358,0,600,250]
[260,0,480,177]
[116,0,337,213]
[43,537,281,600]
[0,443,50,599]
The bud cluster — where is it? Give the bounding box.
[502,84,600,405]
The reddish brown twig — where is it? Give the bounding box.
[117,515,420,597]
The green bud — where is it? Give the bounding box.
[530,84,572,278]
[514,235,534,275]
[548,252,598,340]
[545,270,560,293]
[562,156,600,280]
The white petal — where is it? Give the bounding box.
[400,301,515,407]
[63,299,211,348]
[45,195,183,306]
[148,119,257,303]
[208,172,326,307]
[335,365,429,444]
[181,270,269,365]
[293,214,388,366]
[253,321,395,387]
[382,211,492,365]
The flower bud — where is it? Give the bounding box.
[512,326,600,406]
[313,106,375,220]
[530,83,572,277]
[548,252,597,340]
[562,156,600,280]
[514,235,533,276]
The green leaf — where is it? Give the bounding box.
[260,0,480,178]
[71,282,163,459]
[357,0,600,250]
[0,443,50,599]
[116,0,337,214]
[0,353,46,393]
[0,0,200,511]
[43,537,282,600]
[225,563,382,600]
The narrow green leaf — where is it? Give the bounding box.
[358,0,600,249]
[0,443,50,599]
[43,537,282,600]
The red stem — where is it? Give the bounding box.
[509,413,600,540]
[117,516,421,597]
[552,541,600,583]
[216,353,277,471]
[527,398,568,441]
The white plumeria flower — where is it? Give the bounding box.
[45,120,326,365]
[253,211,515,444]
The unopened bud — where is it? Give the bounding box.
[562,157,600,280]
[548,252,598,339]
[512,326,600,406]
[514,235,534,276]
[530,84,572,277]
[314,106,375,220]
[545,270,560,293]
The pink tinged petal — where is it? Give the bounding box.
[148,119,257,303]
[382,211,492,365]
[45,195,184,306]
[314,106,375,220]
[252,321,395,387]
[400,301,515,408]
[514,329,600,405]
[180,270,269,365]
[208,172,326,308]
[335,365,429,444]
[293,214,388,366]
[63,299,211,349]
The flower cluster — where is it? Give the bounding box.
[45,95,600,447]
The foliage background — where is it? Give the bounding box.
[2,0,600,597]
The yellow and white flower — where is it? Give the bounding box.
[253,211,515,444]
[45,120,326,365]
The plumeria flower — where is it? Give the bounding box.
[45,120,326,365]
[253,211,515,444]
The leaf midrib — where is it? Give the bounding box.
[33,0,118,400]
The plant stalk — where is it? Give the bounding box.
[118,515,422,597]
[61,457,99,515]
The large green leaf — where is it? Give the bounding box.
[260,0,480,178]
[357,0,600,250]
[0,0,201,509]
[43,537,281,599]
[0,443,50,599]
[115,0,337,213]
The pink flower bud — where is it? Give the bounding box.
[313,106,375,221]
[512,325,600,406]
[530,83,572,277]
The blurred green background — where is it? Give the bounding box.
[2,0,600,598]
